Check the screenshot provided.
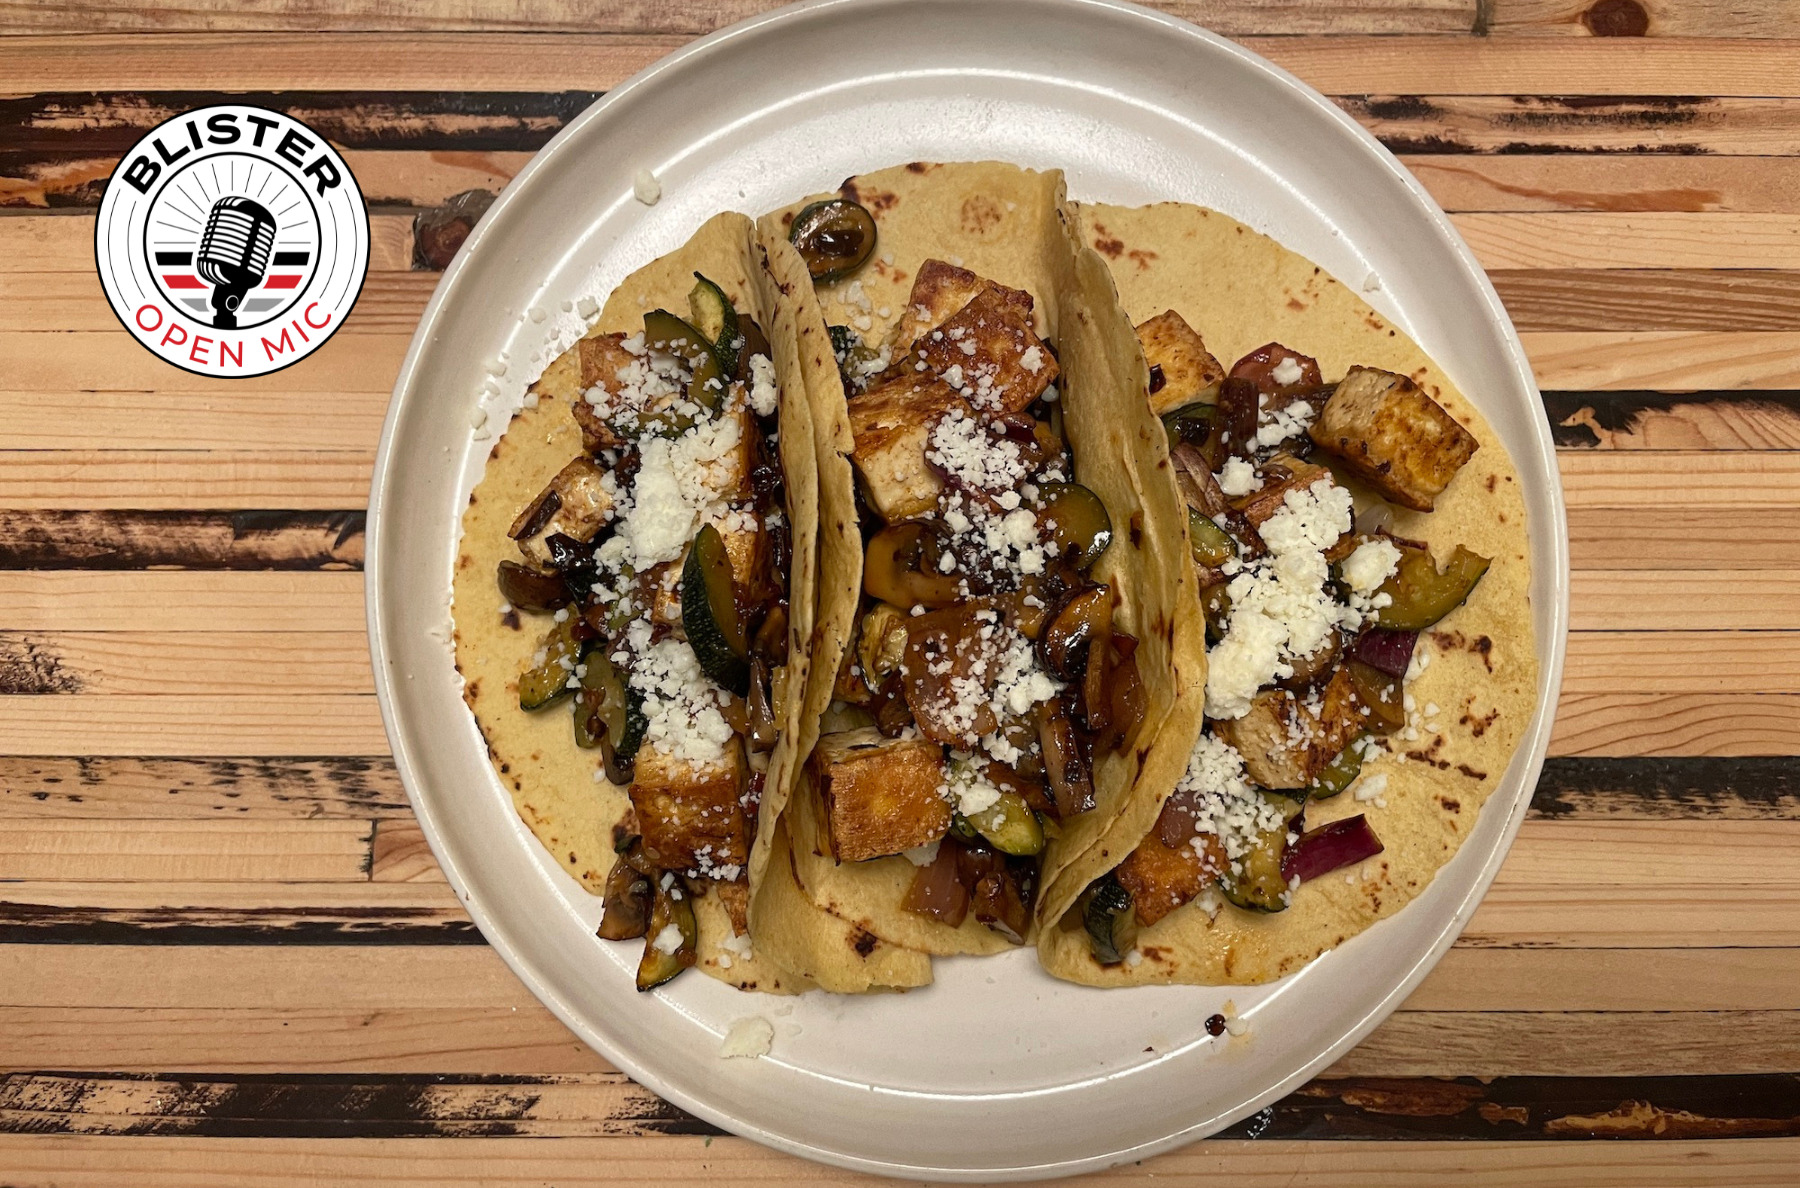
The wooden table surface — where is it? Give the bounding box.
[3,0,1799,1183]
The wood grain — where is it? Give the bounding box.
[1461,213,1800,270]
[0,573,362,632]
[0,632,373,695]
[0,882,473,945]
[1489,0,1796,38]
[1568,508,1800,570]
[1501,272,1800,333]
[0,757,407,819]
[3,1135,1799,1188]
[1524,332,1800,390]
[1550,693,1800,757]
[0,511,364,570]
[0,819,371,882]
[1545,390,1800,448]
[1349,95,1800,157]
[0,695,387,758]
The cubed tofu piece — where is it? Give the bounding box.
[720,512,774,608]
[1215,665,1364,789]
[631,741,749,877]
[811,727,950,862]
[1309,366,1479,512]
[572,333,638,451]
[891,259,1036,350]
[1231,453,1333,532]
[509,455,616,570]
[914,285,1058,416]
[1136,310,1224,417]
[695,398,757,503]
[846,374,963,522]
[1115,834,1210,927]
[646,561,684,630]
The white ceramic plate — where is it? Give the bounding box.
[367,0,1569,1178]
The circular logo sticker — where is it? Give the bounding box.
[94,104,369,378]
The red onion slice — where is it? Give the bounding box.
[1352,627,1418,678]
[1282,814,1385,884]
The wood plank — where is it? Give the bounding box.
[0,328,409,392]
[0,2,1480,37]
[1531,756,1800,821]
[4,1134,1800,1188]
[0,511,364,570]
[1568,508,1800,570]
[1489,0,1796,38]
[1501,272,1800,333]
[1411,156,1800,214]
[1465,885,1800,949]
[0,694,387,757]
[0,757,409,820]
[0,452,373,511]
[1545,391,1800,448]
[0,882,473,945]
[0,632,373,695]
[1551,693,1800,757]
[1568,572,1800,631]
[0,820,370,882]
[5,1069,1800,1143]
[1461,213,1800,270]
[0,213,414,274]
[1329,1011,1800,1079]
[1563,631,1800,694]
[1526,331,1800,390]
[0,389,392,451]
[1349,95,1800,157]
[0,270,437,333]
[0,573,362,632]
[1561,455,1800,511]
[1412,948,1800,1012]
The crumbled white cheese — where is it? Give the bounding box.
[1362,271,1382,294]
[720,1016,774,1059]
[748,353,779,417]
[1175,733,1290,881]
[1205,478,1357,720]
[926,406,1030,494]
[942,754,1002,816]
[1019,345,1044,373]
[1123,949,1144,968]
[1271,356,1303,386]
[1253,399,1316,450]
[650,921,685,954]
[1217,456,1258,497]
[1354,772,1389,804]
[528,305,547,324]
[576,296,600,320]
[902,839,942,867]
[624,629,735,765]
[633,169,662,205]
[1342,537,1402,595]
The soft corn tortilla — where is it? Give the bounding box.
[453,212,921,993]
[1036,201,1539,986]
[761,162,1198,958]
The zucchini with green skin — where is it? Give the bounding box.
[518,616,586,711]
[1080,873,1138,965]
[573,649,645,781]
[687,274,740,376]
[1036,482,1113,570]
[642,308,728,417]
[962,790,1046,857]
[680,523,750,696]
[1188,508,1236,568]
[789,199,877,282]
[1375,544,1491,631]
[1217,794,1305,912]
[1161,403,1215,450]
[1308,734,1369,799]
[635,879,698,991]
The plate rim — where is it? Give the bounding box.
[366,0,1571,1177]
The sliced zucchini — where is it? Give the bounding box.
[1188,508,1236,568]
[1216,794,1305,913]
[681,523,750,696]
[573,648,632,754]
[789,199,877,283]
[518,616,585,711]
[597,853,652,941]
[1080,874,1138,965]
[963,790,1046,857]
[1375,544,1492,632]
[642,308,728,415]
[635,878,698,991]
[1309,734,1369,799]
[1161,402,1216,450]
[828,324,881,390]
[687,273,740,376]
[1036,482,1113,570]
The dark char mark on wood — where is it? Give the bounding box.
[0,633,81,694]
[0,510,364,570]
[1541,390,1800,448]
[0,756,408,818]
[4,1072,1798,1141]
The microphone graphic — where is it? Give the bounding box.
[195,196,276,330]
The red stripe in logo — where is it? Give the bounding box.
[162,275,205,289]
[261,275,303,290]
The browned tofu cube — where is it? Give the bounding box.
[1215,665,1364,789]
[1114,833,1211,927]
[695,398,757,503]
[811,727,950,862]
[649,516,771,632]
[631,741,749,877]
[914,285,1057,416]
[1136,310,1224,417]
[891,259,1036,349]
[572,333,638,451]
[645,561,683,630]
[1230,454,1333,532]
[846,374,964,521]
[508,455,616,570]
[1309,366,1479,512]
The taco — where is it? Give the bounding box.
[1037,200,1538,985]
[453,212,927,994]
[750,162,1202,977]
